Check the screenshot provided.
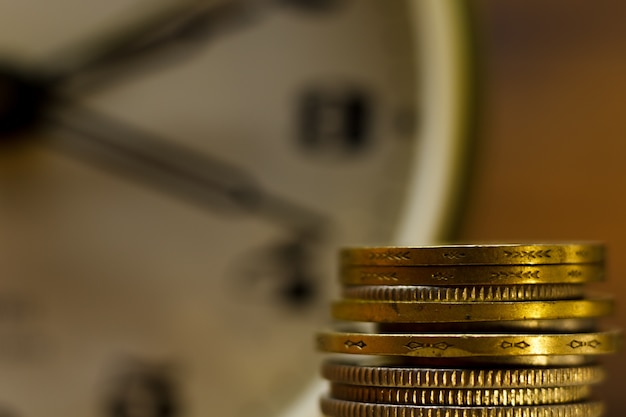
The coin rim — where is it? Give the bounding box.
[331,297,614,323]
[320,396,604,417]
[320,360,606,388]
[339,264,605,285]
[329,382,592,406]
[316,330,622,357]
[340,244,605,266]
[341,284,585,302]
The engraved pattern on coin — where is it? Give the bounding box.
[442,251,466,260]
[344,340,367,349]
[404,342,452,351]
[432,272,453,281]
[568,339,601,349]
[359,272,399,282]
[341,244,605,266]
[316,331,621,357]
[501,341,531,350]
[490,270,540,280]
[368,251,411,261]
[503,250,552,260]
[340,264,606,286]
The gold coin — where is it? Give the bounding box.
[330,383,591,406]
[374,355,600,367]
[316,330,622,357]
[341,284,585,302]
[377,318,598,333]
[340,264,605,286]
[331,297,613,323]
[387,355,601,367]
[340,244,605,266]
[320,397,604,417]
[321,361,606,388]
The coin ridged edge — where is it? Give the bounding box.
[330,383,592,406]
[321,361,605,388]
[341,284,585,302]
[320,397,604,417]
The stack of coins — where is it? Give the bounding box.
[316,244,621,417]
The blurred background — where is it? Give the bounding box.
[0,0,625,416]
[463,1,626,414]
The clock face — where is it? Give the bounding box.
[0,1,473,416]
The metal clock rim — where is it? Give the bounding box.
[280,1,480,415]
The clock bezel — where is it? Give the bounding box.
[279,1,479,415]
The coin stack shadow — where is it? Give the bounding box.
[316,244,621,417]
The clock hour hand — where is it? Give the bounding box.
[43,100,329,237]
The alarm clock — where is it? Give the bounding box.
[0,0,476,416]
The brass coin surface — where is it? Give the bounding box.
[316,330,622,357]
[329,383,591,406]
[320,397,604,417]
[342,284,585,302]
[321,361,606,388]
[340,244,605,266]
[392,355,601,367]
[340,264,605,286]
[331,297,614,323]
[377,318,598,333]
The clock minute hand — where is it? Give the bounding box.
[45,0,269,91]
[43,101,328,236]
[43,0,339,91]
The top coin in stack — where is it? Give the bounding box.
[340,244,605,266]
[339,264,605,286]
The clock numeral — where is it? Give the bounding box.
[232,239,319,309]
[105,359,179,417]
[297,85,372,156]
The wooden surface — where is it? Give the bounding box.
[462,1,626,414]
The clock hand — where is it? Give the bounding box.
[44,100,328,307]
[44,0,340,93]
[0,0,269,134]
[0,68,328,307]
[46,0,264,91]
[0,0,341,134]
[42,100,329,238]
[0,64,49,138]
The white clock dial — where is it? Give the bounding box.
[0,1,474,416]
